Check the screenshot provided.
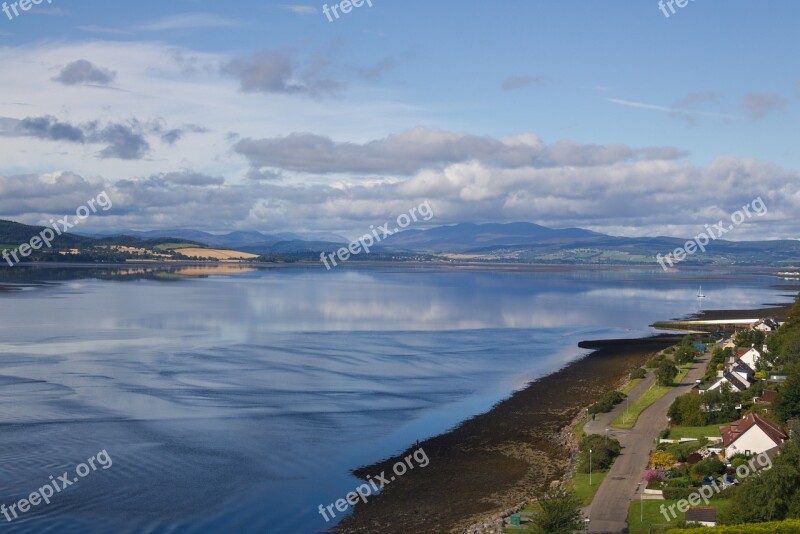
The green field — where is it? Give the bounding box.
[611,364,692,430]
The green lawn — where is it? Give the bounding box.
[626,498,732,534]
[566,470,609,506]
[668,423,725,440]
[612,364,692,430]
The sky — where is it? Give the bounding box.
[0,0,798,240]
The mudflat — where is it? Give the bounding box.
[335,335,682,534]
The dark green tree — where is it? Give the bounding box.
[668,394,706,426]
[531,488,584,534]
[721,441,800,524]
[775,366,800,424]
[578,434,621,473]
[656,361,679,386]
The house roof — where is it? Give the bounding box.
[732,361,755,376]
[720,413,787,448]
[722,369,750,391]
[686,507,717,522]
[759,390,779,403]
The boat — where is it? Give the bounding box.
[697,286,706,298]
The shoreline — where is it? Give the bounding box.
[335,299,796,533]
[334,334,682,534]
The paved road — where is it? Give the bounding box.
[582,354,710,533]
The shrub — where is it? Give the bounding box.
[643,469,665,484]
[665,477,690,488]
[651,450,676,470]
[730,457,748,470]
[578,434,621,473]
[630,368,647,380]
[646,354,668,368]
[661,439,708,462]
[662,486,695,500]
[588,390,626,414]
[667,519,800,533]
[691,458,726,478]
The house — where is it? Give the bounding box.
[754,390,779,405]
[737,347,762,370]
[720,413,788,458]
[722,339,736,350]
[685,507,717,527]
[753,318,779,332]
[708,368,751,393]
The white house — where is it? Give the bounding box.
[737,347,762,370]
[708,367,751,393]
[752,318,779,332]
[721,413,787,459]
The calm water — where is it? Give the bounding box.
[0,265,791,533]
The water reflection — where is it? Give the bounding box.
[0,265,790,533]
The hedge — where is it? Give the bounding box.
[668,519,800,533]
[662,486,696,500]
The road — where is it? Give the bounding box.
[582,353,710,533]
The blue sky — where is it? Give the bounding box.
[0,1,798,238]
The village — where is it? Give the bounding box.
[503,299,800,533]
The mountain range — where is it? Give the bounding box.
[3,219,799,266]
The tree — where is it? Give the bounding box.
[531,488,584,534]
[656,361,679,386]
[578,434,621,473]
[675,344,696,365]
[722,441,800,524]
[775,366,800,424]
[668,394,707,426]
[701,385,742,424]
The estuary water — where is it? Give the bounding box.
[0,264,790,533]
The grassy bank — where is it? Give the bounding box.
[611,364,692,430]
[566,471,608,506]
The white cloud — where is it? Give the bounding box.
[137,13,243,31]
[280,5,318,15]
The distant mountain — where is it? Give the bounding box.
[0,219,91,248]
[381,222,603,252]
[109,229,348,249]
[380,222,800,266]
[5,218,800,267]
